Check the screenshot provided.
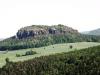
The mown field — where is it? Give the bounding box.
[0,42,100,67]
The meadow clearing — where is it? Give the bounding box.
[0,42,100,67]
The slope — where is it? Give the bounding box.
[0,42,100,75]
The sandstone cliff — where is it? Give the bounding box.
[16,24,79,39]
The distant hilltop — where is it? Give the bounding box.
[16,24,79,39]
[0,38,4,41]
[82,28,100,36]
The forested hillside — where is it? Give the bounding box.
[0,45,100,75]
[0,24,100,51]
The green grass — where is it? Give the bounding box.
[0,42,100,67]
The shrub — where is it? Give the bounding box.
[5,58,9,63]
[25,50,37,56]
[16,54,21,57]
[69,45,73,49]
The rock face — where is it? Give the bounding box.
[16,24,79,39]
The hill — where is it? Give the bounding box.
[82,28,100,35]
[0,44,100,75]
[0,24,100,51]
[16,24,78,39]
[0,38,4,41]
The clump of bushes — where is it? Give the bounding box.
[5,58,10,63]
[16,54,21,57]
[69,45,73,49]
[16,50,37,57]
[25,50,37,55]
[5,58,13,65]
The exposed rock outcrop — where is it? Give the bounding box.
[16,24,79,39]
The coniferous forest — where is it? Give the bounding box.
[0,45,100,75]
[0,34,100,51]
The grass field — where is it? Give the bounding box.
[0,42,100,67]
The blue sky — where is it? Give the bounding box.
[0,0,100,38]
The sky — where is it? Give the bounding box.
[0,0,100,38]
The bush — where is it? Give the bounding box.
[25,50,37,56]
[16,50,37,57]
[69,45,73,49]
[16,54,21,57]
[5,58,10,63]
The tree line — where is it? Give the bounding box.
[0,34,100,51]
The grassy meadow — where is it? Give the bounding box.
[0,42,100,67]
